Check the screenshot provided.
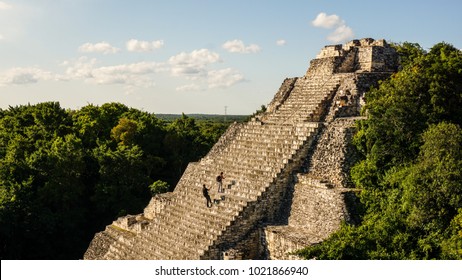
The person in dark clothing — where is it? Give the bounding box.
[202,184,212,208]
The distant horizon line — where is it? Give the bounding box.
[0,101,252,116]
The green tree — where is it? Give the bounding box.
[111,118,138,146]
[31,134,89,258]
[197,121,228,144]
[71,102,129,148]
[164,114,210,182]
[441,209,462,258]
[403,123,462,228]
[392,41,425,68]
[148,180,170,196]
[0,103,89,259]
[91,144,152,222]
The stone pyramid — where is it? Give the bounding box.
[84,38,398,260]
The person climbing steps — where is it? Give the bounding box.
[216,172,225,193]
[202,184,212,208]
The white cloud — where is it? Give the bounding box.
[0,58,163,90]
[0,1,12,10]
[311,12,354,43]
[208,68,245,89]
[0,67,55,86]
[327,25,354,43]
[63,56,97,80]
[168,50,244,89]
[222,40,261,54]
[1,45,245,93]
[312,13,342,29]
[63,57,162,88]
[276,39,286,46]
[169,49,221,78]
[126,39,164,52]
[91,62,162,86]
[78,41,119,54]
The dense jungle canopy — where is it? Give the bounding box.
[0,103,232,259]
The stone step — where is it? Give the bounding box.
[103,226,140,259]
[161,202,234,232]
[165,207,226,237]
[144,219,210,258]
[140,231,195,259]
[168,193,237,223]
[140,220,199,258]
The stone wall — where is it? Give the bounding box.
[315,38,398,73]
[305,119,359,188]
[84,38,398,260]
[143,192,174,220]
[264,227,310,260]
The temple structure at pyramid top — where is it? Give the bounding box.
[84,38,399,260]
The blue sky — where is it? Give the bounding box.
[1,0,461,115]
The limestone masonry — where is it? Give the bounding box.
[84,38,399,260]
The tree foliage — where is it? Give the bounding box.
[148,180,170,196]
[298,42,462,259]
[0,102,228,259]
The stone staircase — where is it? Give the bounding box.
[85,107,324,259]
[262,75,343,124]
[84,38,399,260]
